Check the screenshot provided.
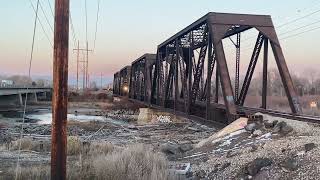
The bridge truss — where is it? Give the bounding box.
[114,12,302,124]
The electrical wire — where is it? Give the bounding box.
[93,0,101,51]
[15,0,39,179]
[85,0,88,44]
[47,0,54,17]
[30,0,53,47]
[39,0,54,33]
[69,10,78,48]
[277,8,320,28]
[280,25,320,40]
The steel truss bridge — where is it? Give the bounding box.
[113,12,318,125]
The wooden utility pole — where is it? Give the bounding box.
[52,0,69,179]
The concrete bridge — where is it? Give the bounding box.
[0,87,52,106]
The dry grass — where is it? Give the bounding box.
[11,138,51,152]
[67,136,82,156]
[67,120,113,132]
[92,144,168,180]
[6,144,168,180]
[12,165,50,180]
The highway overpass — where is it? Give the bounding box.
[0,87,52,106]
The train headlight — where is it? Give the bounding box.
[123,86,128,92]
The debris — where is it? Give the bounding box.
[220,162,231,170]
[248,114,264,123]
[252,129,263,137]
[113,97,121,102]
[304,143,316,152]
[127,125,138,130]
[137,108,153,124]
[281,157,298,171]
[187,127,200,132]
[168,162,192,179]
[272,121,293,135]
[195,169,206,178]
[245,123,257,133]
[160,142,180,155]
[180,144,193,153]
[246,158,272,176]
[226,151,240,158]
[250,145,258,152]
[264,119,278,129]
[196,117,248,148]
[157,115,172,123]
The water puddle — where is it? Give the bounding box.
[26,113,128,125]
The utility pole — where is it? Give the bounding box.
[74,45,92,91]
[73,40,80,91]
[86,41,89,89]
[52,0,69,179]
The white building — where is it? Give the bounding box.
[1,80,14,87]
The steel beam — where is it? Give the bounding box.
[262,38,268,109]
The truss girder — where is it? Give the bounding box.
[117,12,302,124]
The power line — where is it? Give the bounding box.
[85,0,88,44]
[227,6,320,48]
[15,0,39,179]
[278,19,320,36]
[93,0,101,51]
[29,0,53,47]
[69,10,77,48]
[47,0,54,17]
[277,8,320,28]
[280,25,320,40]
[39,0,54,33]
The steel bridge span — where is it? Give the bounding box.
[113,12,319,125]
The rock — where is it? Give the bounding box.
[196,170,206,178]
[160,142,180,155]
[281,124,293,135]
[127,125,138,130]
[264,119,278,128]
[245,123,257,133]
[220,162,231,171]
[187,127,200,132]
[272,121,293,135]
[248,114,264,123]
[250,145,258,152]
[282,157,298,171]
[201,155,209,162]
[305,143,317,152]
[226,150,240,158]
[246,158,272,176]
[179,144,193,153]
[252,130,263,137]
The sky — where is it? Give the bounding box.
[1,0,320,85]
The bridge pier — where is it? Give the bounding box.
[18,93,23,106]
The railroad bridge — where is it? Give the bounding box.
[113,12,306,125]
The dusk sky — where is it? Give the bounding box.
[1,0,320,84]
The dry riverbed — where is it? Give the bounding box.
[1,97,320,179]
